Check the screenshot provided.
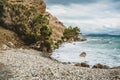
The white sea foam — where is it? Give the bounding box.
[51,36,120,67]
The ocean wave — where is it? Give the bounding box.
[52,36,120,67]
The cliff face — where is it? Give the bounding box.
[8,0,46,13]
[4,0,65,41]
[44,12,65,41]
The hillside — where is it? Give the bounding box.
[0,0,65,51]
[0,27,23,50]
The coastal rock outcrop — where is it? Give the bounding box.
[92,64,110,69]
[75,62,90,68]
[81,62,90,68]
[44,12,65,41]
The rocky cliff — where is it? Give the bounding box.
[44,12,65,41]
[2,0,65,41]
[0,0,66,50]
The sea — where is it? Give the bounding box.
[51,34,120,67]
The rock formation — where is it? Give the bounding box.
[80,52,87,57]
[3,0,65,41]
[92,64,110,69]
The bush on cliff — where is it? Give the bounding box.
[39,25,52,52]
[62,26,80,41]
[0,0,6,24]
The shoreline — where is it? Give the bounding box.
[51,37,120,68]
[0,48,120,80]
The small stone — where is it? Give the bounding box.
[2,45,10,50]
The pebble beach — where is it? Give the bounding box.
[0,48,120,80]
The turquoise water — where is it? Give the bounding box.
[51,35,120,67]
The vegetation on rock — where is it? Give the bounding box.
[0,0,80,53]
[39,25,52,52]
[0,0,6,24]
[0,1,53,52]
[62,26,80,42]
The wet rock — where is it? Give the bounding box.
[81,62,90,68]
[74,63,81,67]
[80,38,87,41]
[92,64,110,69]
[75,62,90,68]
[80,52,87,57]
[103,65,110,69]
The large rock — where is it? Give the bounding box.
[75,62,90,68]
[81,62,90,68]
[74,63,82,67]
[92,64,110,69]
[80,52,87,57]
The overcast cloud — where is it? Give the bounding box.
[45,0,120,35]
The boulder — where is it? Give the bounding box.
[75,62,90,68]
[80,38,87,41]
[74,63,81,67]
[81,62,90,68]
[80,52,87,57]
[92,64,110,69]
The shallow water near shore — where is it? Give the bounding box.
[51,35,120,67]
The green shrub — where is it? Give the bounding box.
[32,14,48,26]
[39,25,52,52]
[23,33,40,45]
[40,40,52,52]
[40,25,52,38]
[62,26,80,41]
[0,0,6,23]
[29,6,36,12]
[24,10,31,17]
[14,23,27,35]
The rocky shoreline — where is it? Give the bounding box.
[0,48,120,80]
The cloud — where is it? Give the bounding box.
[46,0,120,35]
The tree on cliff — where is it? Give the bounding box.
[62,26,80,41]
[39,25,52,52]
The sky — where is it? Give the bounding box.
[45,0,120,35]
